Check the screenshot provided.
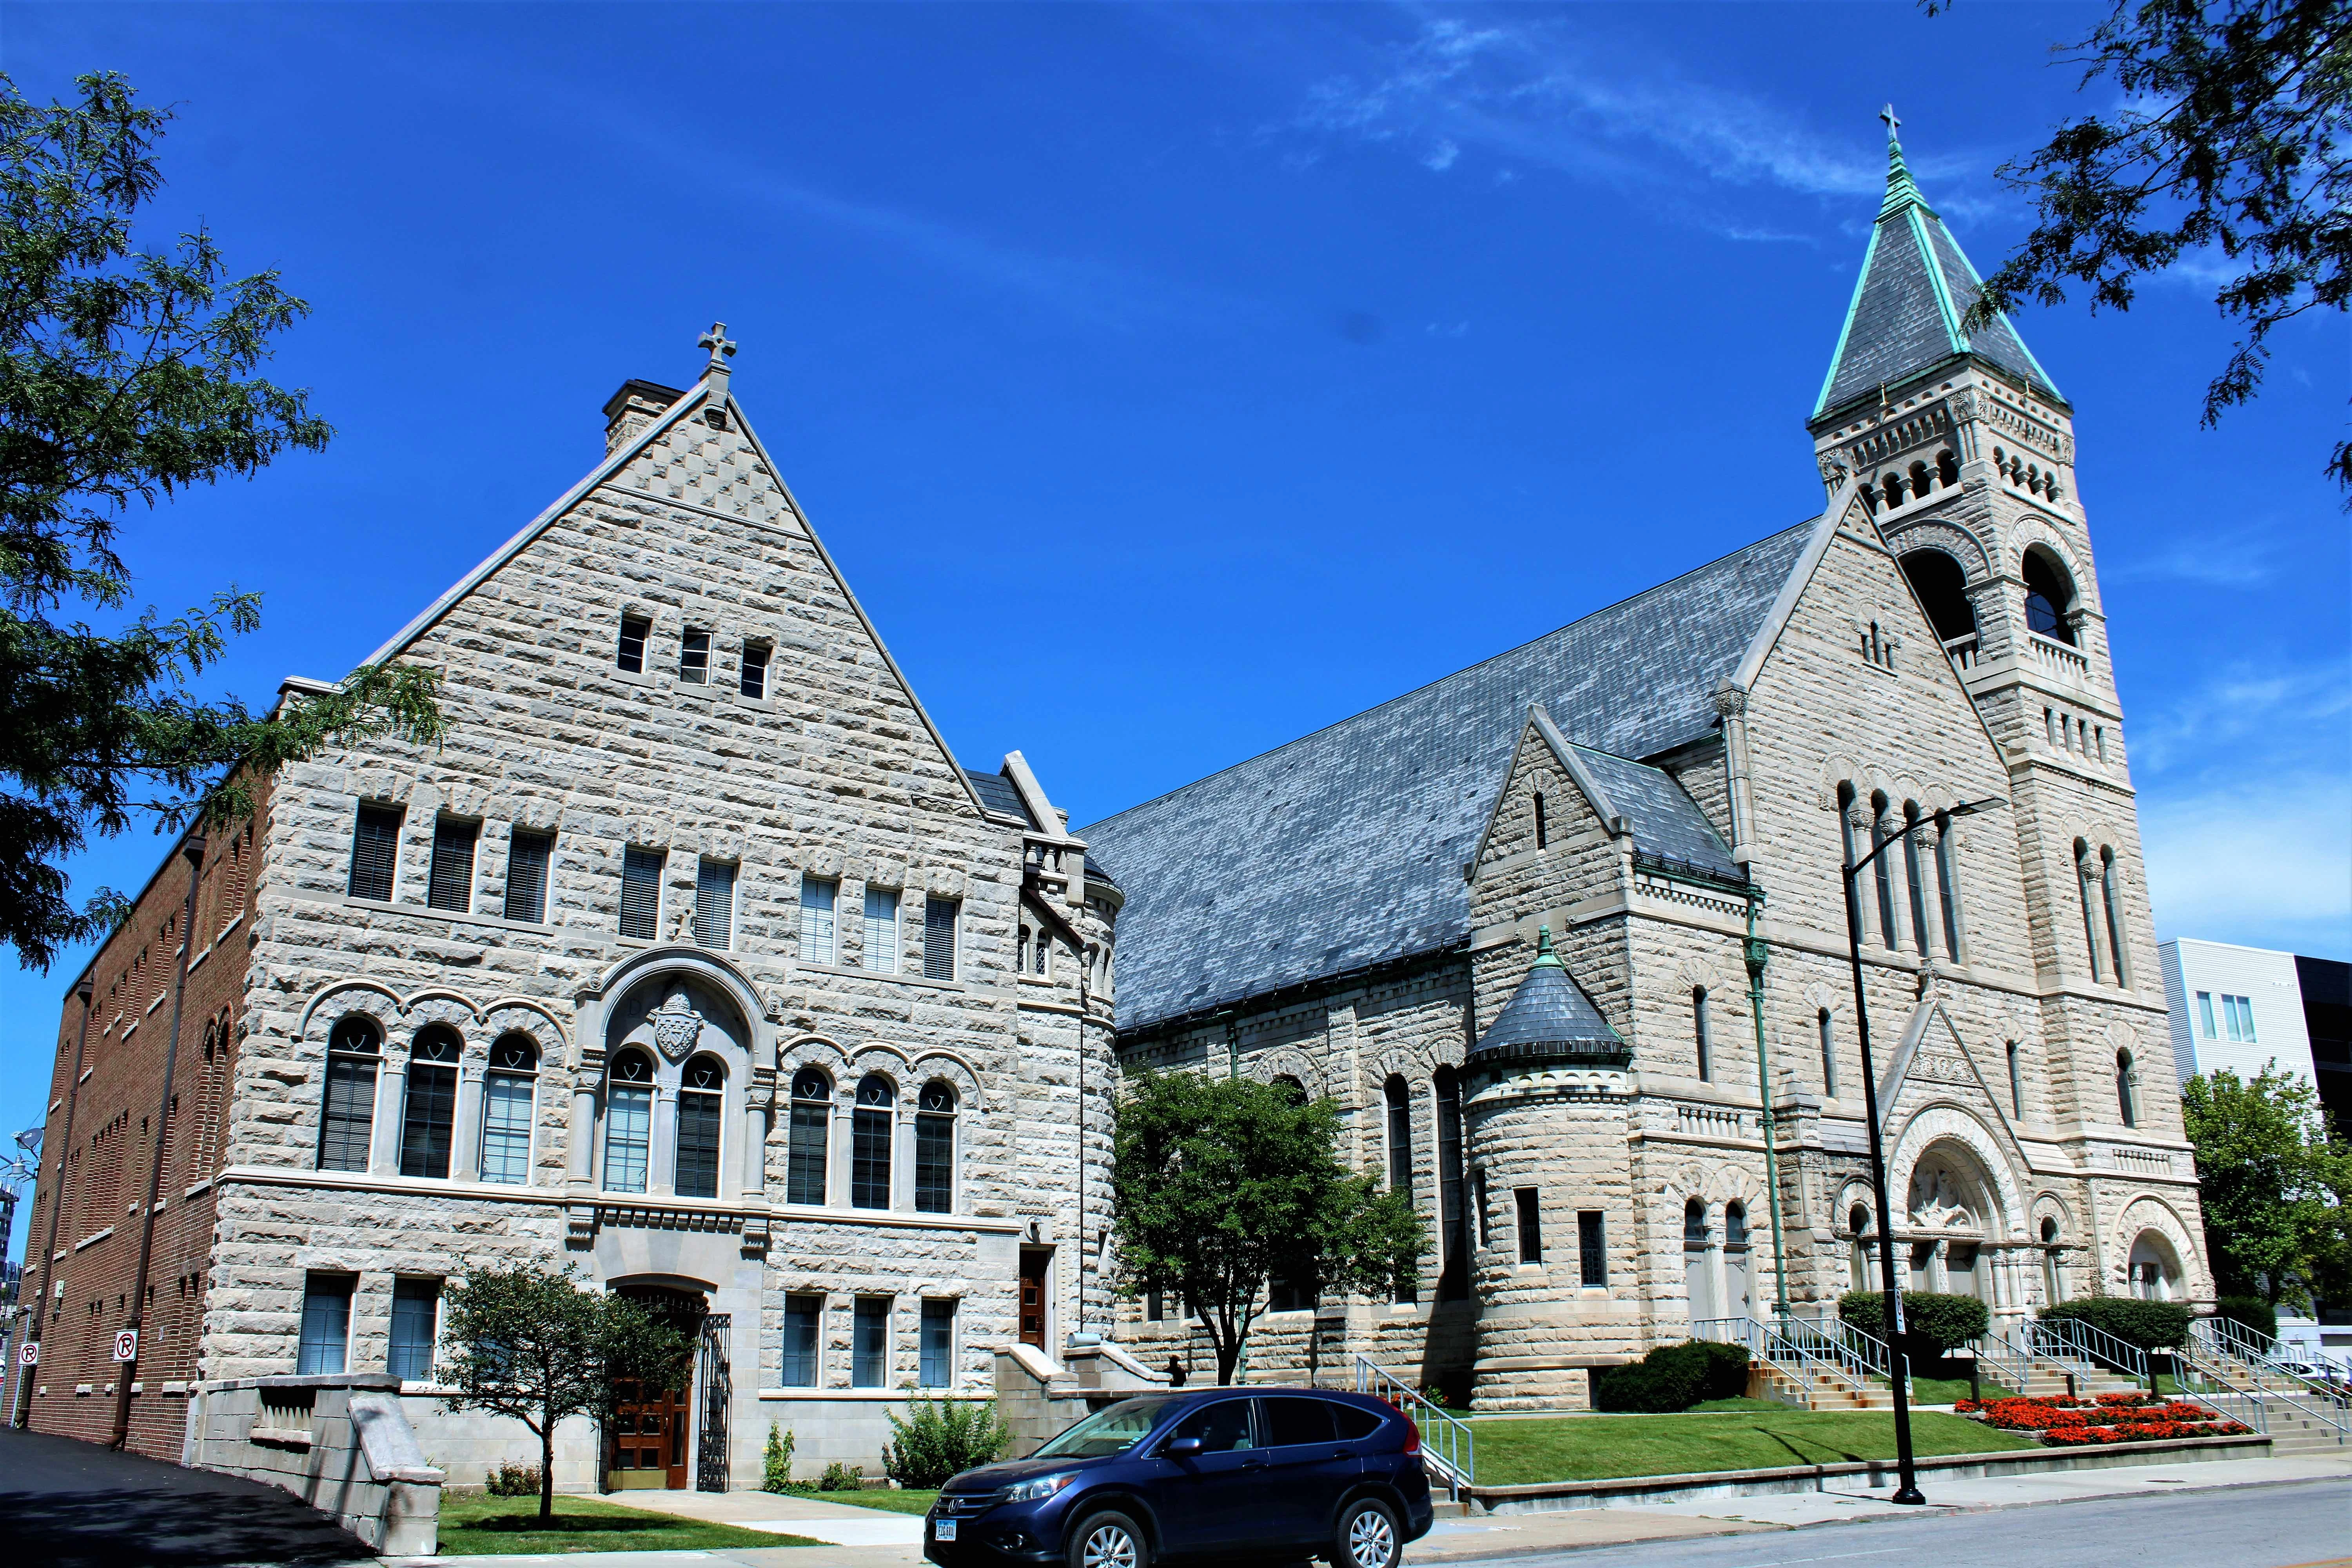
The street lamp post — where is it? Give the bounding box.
[1841,796,2004,1508]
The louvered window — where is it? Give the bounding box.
[679,628,710,684]
[427,818,477,914]
[617,614,649,673]
[504,831,552,923]
[863,886,900,972]
[694,858,735,949]
[740,641,769,699]
[799,877,837,965]
[348,804,402,902]
[620,847,664,940]
[924,897,959,981]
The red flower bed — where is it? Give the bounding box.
[1953,1394,2249,1446]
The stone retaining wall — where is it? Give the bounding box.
[187,1372,443,1554]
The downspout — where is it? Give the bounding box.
[111,834,205,1450]
[1744,893,1791,1318]
[15,976,95,1428]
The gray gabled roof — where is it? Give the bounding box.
[1469,928,1625,1068]
[1080,522,1813,1032]
[1815,130,2060,419]
[965,768,1034,825]
[1568,744,1742,881]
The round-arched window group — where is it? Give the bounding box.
[787,1067,962,1213]
[316,1015,540,1185]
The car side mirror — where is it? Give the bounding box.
[1165,1436,1203,1457]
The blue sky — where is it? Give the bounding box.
[2,3,2345,1216]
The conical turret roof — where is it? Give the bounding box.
[1469,927,1627,1068]
[1814,113,2061,421]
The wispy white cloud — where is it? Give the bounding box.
[1282,14,1888,226]
[2111,522,2288,589]
[2129,658,2349,777]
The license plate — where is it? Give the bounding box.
[935,1519,958,1541]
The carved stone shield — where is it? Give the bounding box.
[650,987,703,1062]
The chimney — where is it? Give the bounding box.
[602,379,685,456]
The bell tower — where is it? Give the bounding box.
[1807,109,2160,1127]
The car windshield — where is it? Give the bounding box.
[1031,1396,1181,1459]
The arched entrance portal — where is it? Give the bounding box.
[608,1284,708,1491]
[1902,1141,2003,1303]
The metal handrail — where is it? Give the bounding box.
[2176,1342,2348,1444]
[1779,1314,1882,1392]
[2036,1317,2149,1383]
[1353,1356,1474,1495]
[1693,1316,1809,1401]
[2192,1318,2352,1409]
[1971,1328,2034,1394]
[2167,1348,2272,1436]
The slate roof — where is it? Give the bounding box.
[1815,132,2060,418]
[964,768,1034,826]
[1469,929,1626,1067]
[1567,744,1742,881]
[1078,522,1813,1033]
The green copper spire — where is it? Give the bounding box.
[1533,924,1563,969]
[1878,104,1929,220]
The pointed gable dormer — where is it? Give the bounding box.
[1813,109,2062,427]
[1468,927,1629,1072]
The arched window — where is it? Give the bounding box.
[1836,782,1865,940]
[1901,802,1931,956]
[852,1073,895,1210]
[1936,448,1960,488]
[603,1050,654,1193]
[1849,1202,1875,1289]
[1684,1200,1710,1247]
[2100,846,2129,984]
[675,1055,725,1198]
[1908,460,1932,499]
[1898,549,1977,646]
[1033,928,1049,977]
[319,1016,382,1172]
[1532,791,1548,849]
[399,1025,462,1180]
[1384,1076,1415,1303]
[2075,839,2105,980]
[1935,819,1965,958]
[1882,473,1904,510]
[2022,550,2076,645]
[480,1032,537,1185]
[1692,987,1713,1081]
[2116,1049,2139,1127]
[915,1081,956,1214]
[2040,1215,2064,1305]
[2006,1040,2024,1118]
[1724,1200,1748,1249]
[1818,1008,1837,1096]
[1870,791,1900,951]
[787,1067,831,1206]
[1435,1068,1468,1302]
[1016,927,1029,975]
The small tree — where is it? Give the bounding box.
[1111,1069,1424,1386]
[2182,1064,2351,1307]
[762,1423,797,1493]
[437,1265,694,1524]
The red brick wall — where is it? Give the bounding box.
[20,794,264,1459]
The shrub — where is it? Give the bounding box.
[484,1461,541,1497]
[2212,1296,2278,1343]
[1839,1290,1990,1358]
[1592,1339,1749,1412]
[819,1461,867,1492]
[762,1423,802,1494]
[882,1397,1014,1488]
[2039,1296,2193,1353]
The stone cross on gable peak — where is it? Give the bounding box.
[695,321,737,424]
[698,321,737,371]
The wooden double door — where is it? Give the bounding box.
[609,1285,703,1490]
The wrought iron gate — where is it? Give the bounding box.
[695,1313,731,1492]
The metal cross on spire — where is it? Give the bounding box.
[697,321,737,372]
[1880,103,1901,141]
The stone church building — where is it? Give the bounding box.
[1083,127,2206,1403]
[18,124,2205,1478]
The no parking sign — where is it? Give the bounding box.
[17,1340,34,1366]
[112,1329,137,1363]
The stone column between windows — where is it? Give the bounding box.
[370,1058,408,1176]
[894,1102,915,1211]
[567,1048,603,1190]
[450,1061,483,1182]
[743,1064,774,1197]
[648,1082,676,1198]
[1705,1228,1726,1324]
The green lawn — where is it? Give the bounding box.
[438,1493,821,1555]
[812,1486,940,1515]
[1468,1408,2035,1486]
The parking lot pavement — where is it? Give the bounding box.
[0,1424,372,1568]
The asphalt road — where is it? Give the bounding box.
[1468,1480,2349,1568]
[0,1424,370,1568]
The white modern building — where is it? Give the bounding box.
[2157,938,2320,1089]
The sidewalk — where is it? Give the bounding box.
[398,1452,2352,1568]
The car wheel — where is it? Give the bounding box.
[1068,1509,1149,1568]
[1333,1497,1401,1568]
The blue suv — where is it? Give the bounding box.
[923,1387,1433,1568]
